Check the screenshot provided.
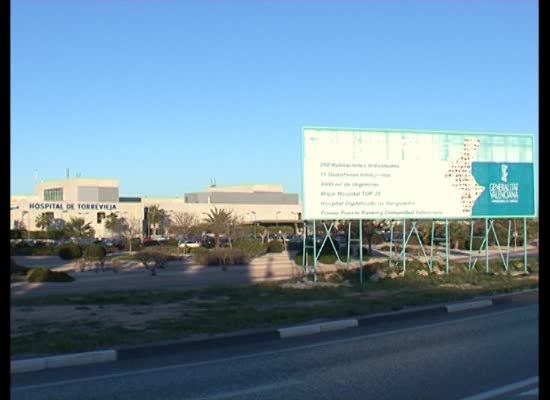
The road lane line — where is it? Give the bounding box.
[191,380,302,400]
[519,387,538,396]
[460,377,538,400]
[11,305,538,392]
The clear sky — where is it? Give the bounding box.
[11,0,538,199]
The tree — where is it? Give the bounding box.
[170,211,200,238]
[65,217,95,239]
[35,213,53,231]
[118,216,142,253]
[203,207,233,248]
[104,213,119,237]
[448,221,468,249]
[341,220,389,256]
[226,214,246,249]
[147,205,167,236]
[134,247,171,276]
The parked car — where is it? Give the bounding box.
[178,237,202,248]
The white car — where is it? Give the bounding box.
[178,238,201,248]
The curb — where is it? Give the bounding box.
[446,299,493,313]
[11,289,538,374]
[11,350,116,374]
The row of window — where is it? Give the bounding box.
[44,188,63,201]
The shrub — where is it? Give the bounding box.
[189,245,209,254]
[318,254,337,264]
[125,238,143,252]
[233,238,267,258]
[134,247,174,275]
[164,239,178,247]
[267,240,284,253]
[110,254,137,273]
[143,240,162,247]
[83,244,107,261]
[104,245,120,254]
[26,267,74,282]
[407,235,423,245]
[58,244,83,260]
[294,241,364,266]
[294,253,338,265]
[192,247,209,264]
[194,248,247,266]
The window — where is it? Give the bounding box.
[44,188,63,201]
[97,212,106,224]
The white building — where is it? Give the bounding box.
[10,177,303,238]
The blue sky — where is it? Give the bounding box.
[11,0,538,199]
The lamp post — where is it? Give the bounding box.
[250,211,257,237]
[22,211,30,239]
[10,205,19,230]
[276,211,281,227]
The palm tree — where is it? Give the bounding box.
[203,207,233,248]
[65,217,95,239]
[104,213,119,237]
[147,205,166,236]
[35,213,53,231]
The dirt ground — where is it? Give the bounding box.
[11,297,230,337]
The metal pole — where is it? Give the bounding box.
[389,221,394,270]
[468,220,474,271]
[402,219,406,273]
[429,221,435,273]
[485,218,489,274]
[523,218,527,272]
[359,219,363,284]
[312,220,317,282]
[347,221,351,270]
[506,220,511,271]
[302,222,307,271]
[445,219,449,274]
[27,212,31,239]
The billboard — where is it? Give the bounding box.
[302,127,536,220]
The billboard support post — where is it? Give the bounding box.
[445,220,449,274]
[506,220,512,271]
[388,220,394,270]
[347,222,351,270]
[312,220,317,282]
[402,219,406,273]
[359,219,363,284]
[485,219,490,274]
[523,218,538,272]
[430,221,435,273]
[468,221,475,271]
[487,220,507,269]
[317,222,341,264]
[302,222,307,272]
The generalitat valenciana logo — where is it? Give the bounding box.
[490,164,518,203]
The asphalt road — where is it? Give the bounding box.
[11,298,539,400]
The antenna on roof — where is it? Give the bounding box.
[66,168,70,179]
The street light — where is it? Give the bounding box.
[249,211,257,237]
[21,211,30,239]
[276,211,281,227]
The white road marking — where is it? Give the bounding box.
[191,380,302,400]
[11,305,537,392]
[460,377,538,400]
[519,387,538,396]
